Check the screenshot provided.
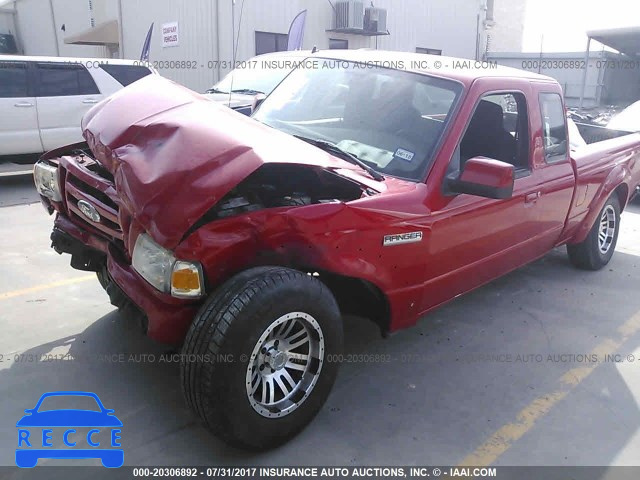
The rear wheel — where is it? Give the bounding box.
[180,267,343,450]
[567,195,620,270]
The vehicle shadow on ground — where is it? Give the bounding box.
[0,175,41,208]
[2,249,640,475]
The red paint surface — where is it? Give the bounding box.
[42,73,640,344]
[460,158,515,189]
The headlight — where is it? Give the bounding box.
[33,162,62,202]
[132,234,204,298]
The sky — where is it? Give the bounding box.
[522,0,640,52]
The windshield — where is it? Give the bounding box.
[253,60,463,181]
[211,62,294,95]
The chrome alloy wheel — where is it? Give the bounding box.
[246,312,324,418]
[598,205,616,254]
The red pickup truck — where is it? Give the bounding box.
[34,50,640,450]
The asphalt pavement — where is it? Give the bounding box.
[1,172,639,478]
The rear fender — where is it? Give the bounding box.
[569,164,629,245]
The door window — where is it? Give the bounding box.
[0,62,28,98]
[329,39,349,50]
[416,47,442,55]
[255,31,288,55]
[449,92,529,176]
[539,93,568,162]
[36,63,100,97]
[0,34,18,54]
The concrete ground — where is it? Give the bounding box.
[1,169,640,477]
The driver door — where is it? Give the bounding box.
[419,88,547,312]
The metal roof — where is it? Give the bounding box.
[64,20,119,46]
[587,26,640,57]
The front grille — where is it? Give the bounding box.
[64,161,123,242]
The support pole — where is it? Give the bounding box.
[579,37,592,112]
[48,0,60,56]
[117,0,124,58]
[215,0,221,81]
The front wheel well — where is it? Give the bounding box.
[614,184,629,211]
[309,270,391,337]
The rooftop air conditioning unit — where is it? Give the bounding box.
[364,7,387,34]
[335,1,365,30]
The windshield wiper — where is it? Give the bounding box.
[293,135,385,182]
[205,88,228,94]
[231,88,265,95]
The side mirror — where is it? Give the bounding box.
[447,157,514,199]
[251,94,267,115]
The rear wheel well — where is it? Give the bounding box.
[310,270,391,337]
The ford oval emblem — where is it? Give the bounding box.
[77,200,101,222]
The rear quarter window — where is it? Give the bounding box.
[99,64,152,86]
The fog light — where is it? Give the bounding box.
[171,261,204,298]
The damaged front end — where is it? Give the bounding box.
[36,75,385,344]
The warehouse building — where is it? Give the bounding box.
[488,27,640,109]
[0,0,495,92]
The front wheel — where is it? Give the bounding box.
[181,267,343,450]
[567,195,621,270]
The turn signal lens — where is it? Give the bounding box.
[171,261,204,298]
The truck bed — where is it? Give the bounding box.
[562,131,640,243]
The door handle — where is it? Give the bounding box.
[525,192,542,204]
[83,99,99,104]
[14,102,33,107]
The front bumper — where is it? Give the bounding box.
[40,149,202,346]
[52,214,199,344]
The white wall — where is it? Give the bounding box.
[118,0,222,93]
[487,0,527,52]
[15,0,104,57]
[373,0,484,58]
[12,0,487,92]
[115,0,485,92]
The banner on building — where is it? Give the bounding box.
[287,10,307,51]
[140,23,154,61]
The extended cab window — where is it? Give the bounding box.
[36,63,100,97]
[448,93,530,177]
[540,93,568,162]
[0,61,28,98]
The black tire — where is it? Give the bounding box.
[567,195,621,270]
[181,266,343,450]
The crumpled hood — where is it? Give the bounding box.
[81,75,365,250]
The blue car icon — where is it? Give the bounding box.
[16,391,123,468]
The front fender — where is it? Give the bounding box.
[569,164,629,245]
